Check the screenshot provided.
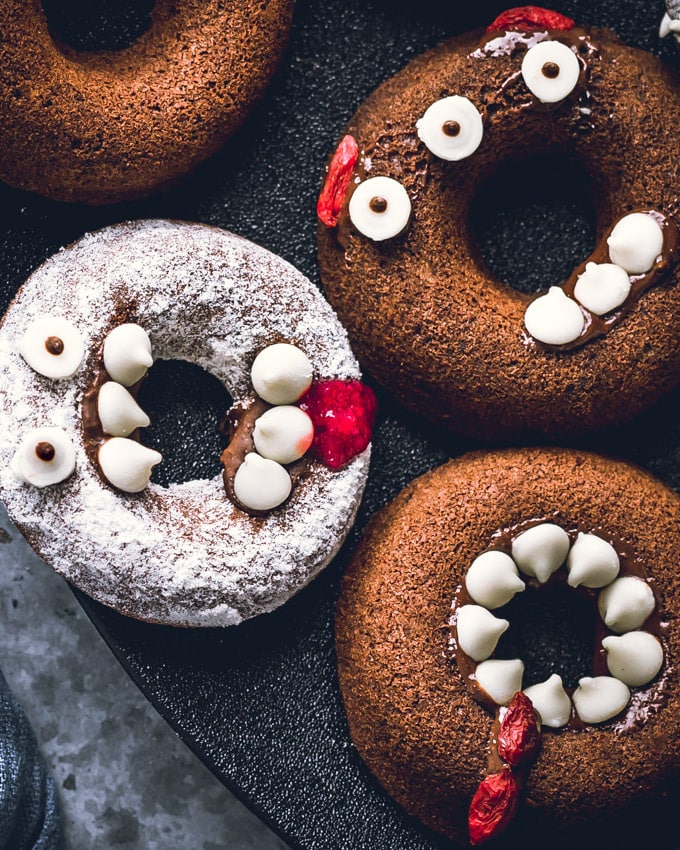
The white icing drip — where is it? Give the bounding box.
[0,221,369,626]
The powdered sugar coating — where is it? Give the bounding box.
[0,220,370,627]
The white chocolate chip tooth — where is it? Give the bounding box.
[607,212,664,275]
[98,381,151,437]
[512,523,570,583]
[524,287,585,345]
[524,674,572,729]
[456,605,509,662]
[465,550,525,609]
[251,344,313,405]
[572,676,630,724]
[98,437,162,493]
[233,452,292,512]
[598,576,656,633]
[573,262,631,316]
[252,405,314,465]
[103,323,153,387]
[602,631,664,687]
[566,532,620,588]
[475,658,524,706]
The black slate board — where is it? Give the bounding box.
[2,1,680,848]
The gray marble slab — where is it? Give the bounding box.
[0,503,290,850]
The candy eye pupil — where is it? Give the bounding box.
[541,61,560,79]
[442,120,461,137]
[45,335,64,355]
[35,441,56,462]
[369,196,388,214]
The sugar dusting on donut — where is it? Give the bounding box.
[0,220,372,627]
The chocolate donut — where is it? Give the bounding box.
[0,220,375,627]
[0,0,294,204]
[317,7,680,442]
[335,448,680,845]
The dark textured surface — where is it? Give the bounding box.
[0,1,679,848]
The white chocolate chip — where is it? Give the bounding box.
[475,658,524,706]
[572,676,630,724]
[18,316,84,379]
[252,405,314,464]
[524,674,572,729]
[524,287,585,345]
[103,323,153,386]
[250,344,313,405]
[97,381,151,437]
[233,453,292,512]
[598,576,656,633]
[573,262,631,316]
[511,523,570,584]
[566,532,620,589]
[11,427,76,487]
[660,11,680,40]
[602,631,664,688]
[521,40,580,103]
[465,550,525,609]
[456,605,509,662]
[607,212,664,275]
[98,437,162,493]
[348,176,412,241]
[416,95,484,161]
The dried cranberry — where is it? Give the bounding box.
[487,6,575,33]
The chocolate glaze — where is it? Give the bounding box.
[219,395,314,518]
[528,209,680,352]
[450,516,669,731]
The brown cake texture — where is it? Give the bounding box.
[317,21,680,442]
[0,0,294,204]
[335,448,680,846]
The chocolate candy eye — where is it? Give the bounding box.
[521,40,580,103]
[348,176,411,241]
[18,315,84,379]
[11,426,76,487]
[416,95,484,161]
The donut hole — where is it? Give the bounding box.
[41,0,154,52]
[493,582,596,689]
[135,359,232,487]
[469,154,596,294]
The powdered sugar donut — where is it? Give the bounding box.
[0,220,375,627]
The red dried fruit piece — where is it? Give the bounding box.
[497,691,541,766]
[298,379,377,470]
[317,134,359,228]
[469,766,520,845]
[487,6,575,32]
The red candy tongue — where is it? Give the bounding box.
[317,135,359,228]
[487,6,575,32]
[298,380,377,470]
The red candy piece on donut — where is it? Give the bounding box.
[317,135,360,228]
[487,6,575,32]
[468,766,519,845]
[497,691,541,766]
[299,379,377,470]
